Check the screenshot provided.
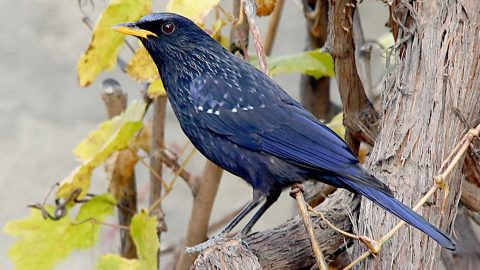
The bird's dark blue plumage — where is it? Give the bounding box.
[114,12,455,251]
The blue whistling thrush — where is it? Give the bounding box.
[114,13,455,252]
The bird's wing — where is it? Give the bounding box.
[190,74,366,179]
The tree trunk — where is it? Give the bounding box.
[354,1,480,269]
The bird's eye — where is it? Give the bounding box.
[161,22,175,35]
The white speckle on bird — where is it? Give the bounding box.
[242,107,248,111]
[232,108,237,113]
[207,109,213,114]
[198,106,204,111]
[260,104,266,108]
[247,105,254,110]
[223,93,228,99]
[214,111,220,115]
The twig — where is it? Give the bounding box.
[73,217,130,231]
[136,154,168,191]
[242,0,268,74]
[166,148,196,192]
[307,205,379,253]
[160,149,195,189]
[148,147,196,213]
[344,123,480,270]
[290,185,327,270]
[263,0,285,56]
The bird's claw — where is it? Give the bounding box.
[185,233,227,254]
[289,183,304,198]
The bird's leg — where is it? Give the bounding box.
[185,191,265,253]
[236,190,281,239]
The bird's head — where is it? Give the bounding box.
[113,13,227,81]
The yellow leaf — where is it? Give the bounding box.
[130,211,159,270]
[77,0,151,87]
[147,80,166,98]
[211,19,226,41]
[256,0,276,16]
[210,19,229,48]
[57,101,146,201]
[95,210,158,270]
[326,113,345,139]
[126,46,159,82]
[167,0,220,24]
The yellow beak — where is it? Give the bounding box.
[112,23,158,39]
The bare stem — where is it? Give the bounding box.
[101,79,137,259]
[149,96,168,268]
[263,0,285,56]
[291,185,327,270]
[242,0,268,74]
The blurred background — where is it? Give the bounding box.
[0,0,388,268]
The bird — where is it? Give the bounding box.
[113,12,456,252]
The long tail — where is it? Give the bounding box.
[340,177,456,250]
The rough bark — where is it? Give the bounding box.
[354,1,480,269]
[193,191,359,269]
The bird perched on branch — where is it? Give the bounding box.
[114,13,455,252]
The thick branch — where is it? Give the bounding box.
[176,162,223,270]
[327,0,378,152]
[149,95,168,267]
[193,191,359,269]
[263,0,284,56]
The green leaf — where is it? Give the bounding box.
[96,255,141,270]
[56,100,146,201]
[77,0,151,87]
[167,0,220,24]
[4,194,116,270]
[267,50,335,78]
[95,210,158,270]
